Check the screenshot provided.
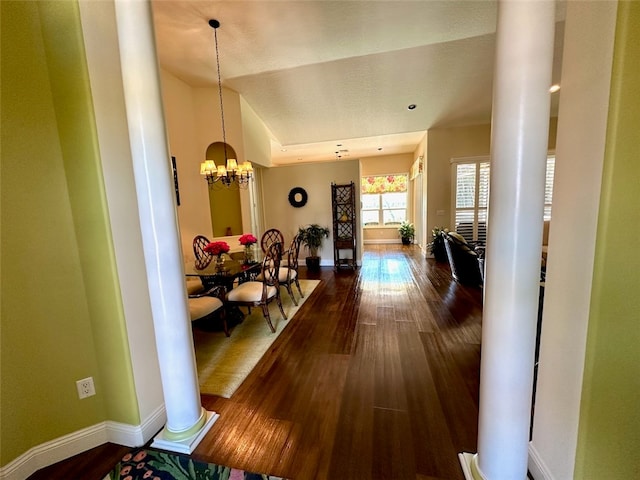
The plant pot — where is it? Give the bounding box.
[434,249,449,263]
[305,256,321,271]
[401,237,412,245]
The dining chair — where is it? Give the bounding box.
[259,233,303,305]
[187,280,229,336]
[225,242,287,333]
[193,235,213,269]
[260,228,285,254]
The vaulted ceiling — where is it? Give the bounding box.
[151,1,565,165]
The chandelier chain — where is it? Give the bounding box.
[213,26,228,162]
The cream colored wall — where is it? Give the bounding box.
[415,133,429,249]
[425,119,558,248]
[194,87,246,168]
[425,124,492,242]
[529,3,617,477]
[360,153,414,243]
[261,160,360,265]
[159,73,267,258]
[240,96,273,169]
[160,70,213,256]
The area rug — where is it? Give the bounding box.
[105,448,284,480]
[193,279,320,398]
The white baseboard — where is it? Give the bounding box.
[528,443,553,480]
[363,239,402,245]
[106,404,166,447]
[318,259,362,267]
[0,423,108,480]
[0,406,166,480]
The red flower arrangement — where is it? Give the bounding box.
[204,241,230,256]
[239,233,258,246]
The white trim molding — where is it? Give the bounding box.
[0,405,165,480]
[528,443,553,480]
[363,239,403,245]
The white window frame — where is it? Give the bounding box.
[361,173,409,229]
[450,156,489,243]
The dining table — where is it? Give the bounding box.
[185,256,262,291]
[185,255,263,326]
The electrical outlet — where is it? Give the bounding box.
[76,377,95,399]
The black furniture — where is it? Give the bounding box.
[443,231,483,286]
[331,182,357,269]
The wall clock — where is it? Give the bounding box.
[288,187,308,208]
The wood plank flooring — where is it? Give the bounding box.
[28,245,483,480]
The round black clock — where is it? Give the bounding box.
[288,187,308,208]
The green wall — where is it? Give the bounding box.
[575,2,640,477]
[1,0,138,466]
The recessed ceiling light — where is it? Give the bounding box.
[378,147,383,151]
[407,104,417,110]
[281,148,287,152]
[549,84,560,93]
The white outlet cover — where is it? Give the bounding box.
[76,377,96,399]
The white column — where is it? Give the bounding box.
[113,0,217,453]
[459,1,555,479]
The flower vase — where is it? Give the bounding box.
[215,254,225,272]
[244,245,254,264]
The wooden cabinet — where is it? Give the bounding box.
[331,182,357,269]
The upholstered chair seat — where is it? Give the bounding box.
[187,282,228,336]
[256,267,296,284]
[226,282,278,303]
[186,277,206,295]
[225,242,287,333]
[188,295,224,321]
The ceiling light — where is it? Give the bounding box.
[549,84,560,93]
[407,104,417,110]
[200,19,252,189]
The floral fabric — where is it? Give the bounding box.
[108,448,284,480]
[361,174,408,194]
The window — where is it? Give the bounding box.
[453,160,490,243]
[452,155,555,243]
[361,174,408,227]
[544,156,555,221]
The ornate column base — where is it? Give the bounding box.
[151,410,219,454]
[459,452,486,480]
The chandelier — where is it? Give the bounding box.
[200,19,253,189]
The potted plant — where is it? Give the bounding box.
[298,224,330,271]
[398,221,415,245]
[429,226,449,262]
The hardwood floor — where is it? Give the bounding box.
[28,245,483,480]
